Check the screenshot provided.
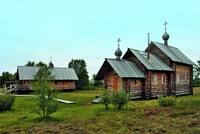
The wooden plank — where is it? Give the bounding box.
[53,98,75,104]
[10,94,75,104]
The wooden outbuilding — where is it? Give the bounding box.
[16,66,78,91]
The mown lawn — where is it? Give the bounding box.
[0,88,200,134]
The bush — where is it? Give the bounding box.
[100,91,112,109]
[112,90,129,110]
[158,96,176,107]
[0,94,16,112]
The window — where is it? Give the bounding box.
[162,75,165,84]
[186,74,189,79]
[55,81,58,85]
[176,75,180,84]
[134,80,138,84]
[154,76,157,85]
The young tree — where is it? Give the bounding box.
[68,59,89,90]
[33,66,58,119]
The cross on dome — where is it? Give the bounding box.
[163,21,168,31]
[117,38,121,47]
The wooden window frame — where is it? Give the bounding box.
[154,76,157,85]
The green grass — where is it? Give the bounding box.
[0,88,200,133]
[0,88,3,93]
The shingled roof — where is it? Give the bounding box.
[95,59,145,80]
[150,41,194,65]
[17,66,78,80]
[128,48,174,71]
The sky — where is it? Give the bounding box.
[0,0,200,78]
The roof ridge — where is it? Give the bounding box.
[152,41,177,48]
[128,48,145,53]
[129,48,158,57]
[17,66,70,69]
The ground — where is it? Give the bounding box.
[0,88,200,134]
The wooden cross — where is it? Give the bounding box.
[163,21,168,31]
[117,38,121,47]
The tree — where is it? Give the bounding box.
[36,61,47,67]
[0,72,16,88]
[25,61,36,66]
[193,60,200,86]
[92,74,103,88]
[33,66,58,119]
[68,59,89,90]
[25,61,47,67]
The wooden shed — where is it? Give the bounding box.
[16,66,78,91]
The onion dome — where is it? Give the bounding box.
[49,61,54,68]
[162,31,170,41]
[162,21,170,45]
[115,38,122,60]
[49,57,54,68]
[115,47,122,57]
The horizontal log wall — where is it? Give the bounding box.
[123,78,143,98]
[149,72,169,97]
[20,80,76,90]
[51,81,75,90]
[175,64,191,95]
[104,70,122,93]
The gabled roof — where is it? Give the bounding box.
[150,41,194,65]
[128,48,174,71]
[17,66,78,80]
[95,59,145,80]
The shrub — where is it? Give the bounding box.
[158,96,176,107]
[0,94,16,112]
[112,90,129,110]
[99,91,112,109]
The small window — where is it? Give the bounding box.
[162,75,165,84]
[134,80,138,84]
[55,81,58,85]
[154,76,157,85]
[176,75,180,84]
[186,74,189,79]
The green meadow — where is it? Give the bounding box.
[0,88,200,134]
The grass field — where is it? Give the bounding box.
[0,88,200,134]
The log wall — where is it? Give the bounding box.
[175,64,192,95]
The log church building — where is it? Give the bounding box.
[95,22,194,99]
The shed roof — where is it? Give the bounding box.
[95,59,145,80]
[17,66,78,80]
[151,41,194,65]
[128,48,174,71]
